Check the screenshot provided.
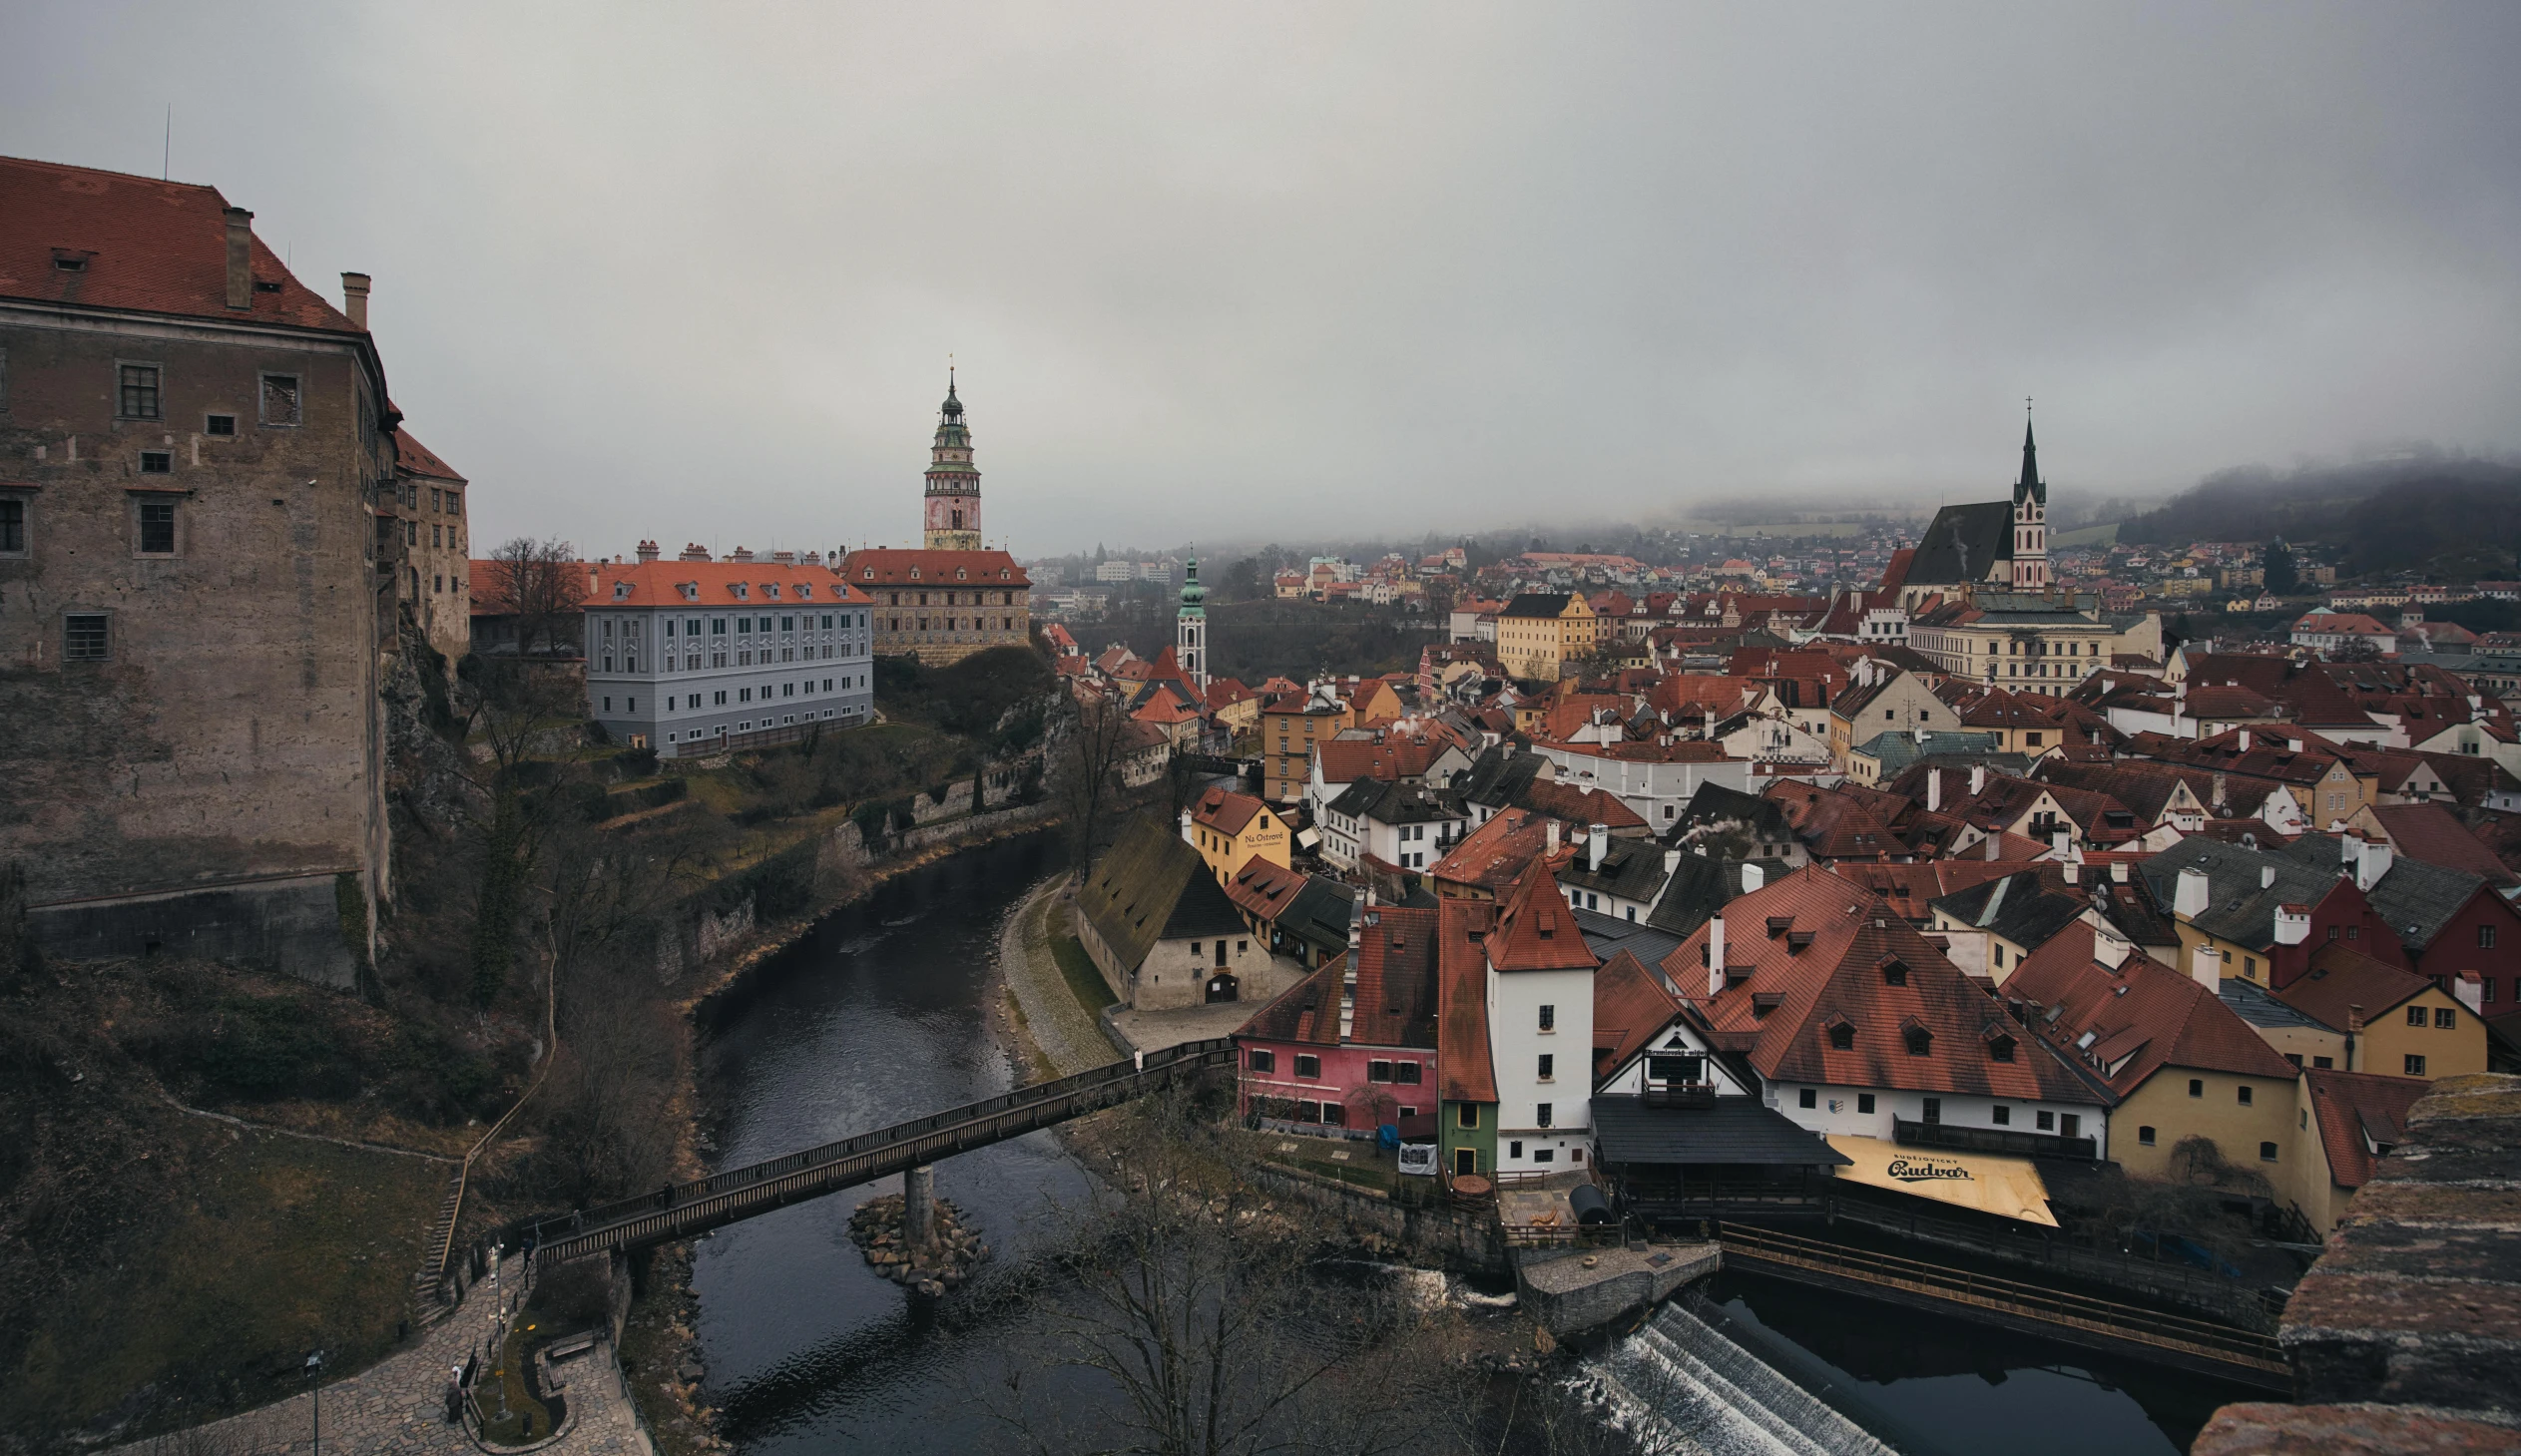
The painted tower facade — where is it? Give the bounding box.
[2009,417,2050,591]
[1178,556,1209,694]
[922,373,983,551]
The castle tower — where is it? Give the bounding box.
[2009,414,2049,591]
[1177,556,1209,694]
[922,371,983,550]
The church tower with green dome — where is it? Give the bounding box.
[922,370,983,550]
[1177,556,1208,694]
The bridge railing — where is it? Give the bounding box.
[512,1036,1239,1256]
[1718,1222,2285,1370]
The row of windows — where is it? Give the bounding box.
[881,616,1023,633]
[1244,1049,1424,1084]
[600,613,863,640]
[879,589,1019,606]
[1,496,187,558]
[663,706,860,742]
[106,364,302,427]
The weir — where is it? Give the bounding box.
[1592,1300,1898,1456]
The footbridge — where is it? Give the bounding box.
[521,1037,1237,1264]
[1718,1223,2291,1390]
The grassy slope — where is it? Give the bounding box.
[1050,930,1118,1015]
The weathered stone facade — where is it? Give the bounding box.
[1,156,403,983]
[391,424,471,664]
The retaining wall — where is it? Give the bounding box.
[1243,1164,1509,1274]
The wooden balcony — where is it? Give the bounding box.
[1893,1117,2096,1161]
[1640,1081,1720,1110]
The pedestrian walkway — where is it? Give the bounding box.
[997,875,1120,1077]
[111,1252,653,1456]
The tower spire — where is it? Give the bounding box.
[923,368,981,549]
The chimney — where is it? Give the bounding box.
[1707,915,1726,997]
[1970,764,1987,795]
[1984,834,2000,862]
[340,271,370,329]
[2063,860,2079,884]
[1740,861,1765,892]
[636,540,661,563]
[2190,940,2222,991]
[2353,838,2392,892]
[2261,865,2275,889]
[773,550,796,566]
[731,546,756,563]
[681,543,712,561]
[223,207,253,309]
[2237,728,2251,751]
[1588,823,1608,873]
[1927,767,1942,814]
[1546,820,1561,853]
[1664,847,1682,878]
[1181,807,1196,844]
[2174,865,2210,920]
[2275,904,2310,946]
[2111,860,2128,883]
[2051,827,2071,858]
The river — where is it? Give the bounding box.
[689,833,2254,1453]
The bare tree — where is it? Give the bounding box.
[486,536,588,659]
[992,1098,1477,1456]
[1054,688,1139,866]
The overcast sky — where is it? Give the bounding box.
[6,4,2517,555]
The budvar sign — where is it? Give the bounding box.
[1885,1156,1975,1184]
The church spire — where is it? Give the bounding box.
[2016,409,2045,506]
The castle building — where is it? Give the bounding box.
[1177,556,1209,694]
[0,154,433,985]
[845,375,1031,666]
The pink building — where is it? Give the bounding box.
[1237,902,1440,1141]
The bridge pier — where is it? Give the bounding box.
[904,1165,937,1248]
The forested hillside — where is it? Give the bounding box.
[2117,456,2521,576]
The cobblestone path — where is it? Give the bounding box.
[997,874,1120,1078]
[114,1252,653,1456]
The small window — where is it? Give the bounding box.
[205,413,237,436]
[1248,1049,1273,1074]
[2188,1078,2204,1098]
[1856,1093,1875,1115]
[1536,1054,1554,1081]
[2036,1110,2055,1131]
[2405,1054,2427,1077]
[1883,961,1908,987]
[1509,1140,1524,1159]
[0,498,25,555]
[138,450,172,475]
[2260,1142,2279,1163]
[1532,1148,1555,1164]
[1293,1054,1320,1080]
[259,373,301,426]
[2238,1085,2254,1106]
[118,363,162,419]
[63,613,110,661]
[1458,1104,1479,1130]
[1903,1025,1932,1056]
[136,500,176,554]
[2435,1006,2458,1029]
[2407,1006,2427,1027]
[1991,1106,2010,1126]
[1920,1097,1941,1124]
[1827,1022,1855,1051]
[1367,1060,1392,1083]
[2138,1125,2157,1146]
[1537,1004,1555,1032]
[1395,1062,1420,1085]
[1798,1088,1817,1109]
[1536,1103,1552,1128]
[2313,1055,2334,1069]
[2481,925,2498,949]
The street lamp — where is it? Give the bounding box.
[303,1350,324,1456]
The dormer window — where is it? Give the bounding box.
[734,584,750,600]
[798,584,812,599]
[1986,1032,2017,1062]
[957,568,968,580]
[1001,569,1011,579]
[1902,1020,1933,1056]
[863,568,875,580]
[52,249,90,272]
[909,568,921,580]
[613,583,631,601]
[1881,958,1908,987]
[680,583,699,601]
[1826,1018,1855,1051]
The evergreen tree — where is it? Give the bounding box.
[2263,539,2300,596]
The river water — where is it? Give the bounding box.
[690,834,2254,1453]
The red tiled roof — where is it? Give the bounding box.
[1436,898,1499,1103]
[1192,787,1269,838]
[394,426,465,482]
[1238,905,1440,1050]
[1223,856,1308,920]
[2302,1069,2426,1191]
[2275,943,2435,1032]
[1593,949,1684,1082]
[574,558,868,608]
[1430,809,1567,895]
[0,155,358,332]
[1315,737,1440,785]
[1485,861,1599,972]
[2002,923,2296,1095]
[2367,803,2519,888]
[1518,779,1648,831]
[1657,866,2095,1102]
[840,548,1030,587]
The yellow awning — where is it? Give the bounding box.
[1825,1135,2057,1227]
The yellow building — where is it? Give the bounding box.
[1908,591,2163,699]
[2283,1068,2426,1236]
[1183,787,1291,884]
[1494,592,1599,683]
[2275,945,2492,1082]
[1260,693,1352,803]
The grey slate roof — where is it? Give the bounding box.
[1278,876,1358,958]
[1076,814,1254,972]
[2218,977,2330,1032]
[1500,592,1576,619]
[1590,1096,1853,1168]
[1849,729,2010,777]
[2138,835,2344,951]
[1456,744,1551,810]
[2278,834,2487,953]
[1559,835,1676,906]
[1666,780,1794,846]
[1907,500,2014,587]
[1327,775,1466,827]
[1928,870,2087,954]
[1573,907,1689,972]
[1645,855,1762,937]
